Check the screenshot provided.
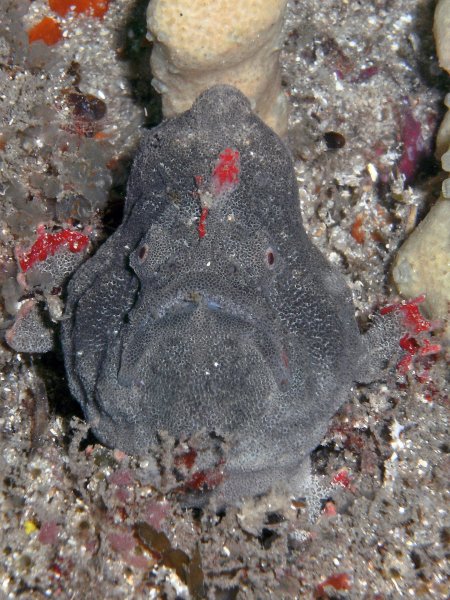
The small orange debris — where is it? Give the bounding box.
[93,131,110,141]
[49,0,110,18]
[351,214,365,244]
[315,572,352,598]
[28,17,62,46]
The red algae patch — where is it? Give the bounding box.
[17,227,89,273]
[49,0,110,18]
[331,468,352,490]
[315,572,352,599]
[28,16,62,46]
[381,295,441,375]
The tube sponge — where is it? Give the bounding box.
[434,0,450,158]
[434,0,450,74]
[146,0,288,136]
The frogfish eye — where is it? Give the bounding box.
[138,244,149,263]
[266,248,275,267]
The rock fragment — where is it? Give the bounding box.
[393,200,450,342]
[392,0,450,343]
[6,299,54,353]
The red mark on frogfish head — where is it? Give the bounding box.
[198,207,209,238]
[195,148,240,238]
[212,148,240,196]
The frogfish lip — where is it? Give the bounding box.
[146,289,267,327]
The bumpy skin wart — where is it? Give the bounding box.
[62,86,395,502]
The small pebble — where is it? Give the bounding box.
[324,131,346,149]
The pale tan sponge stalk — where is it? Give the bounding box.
[434,0,450,158]
[434,0,450,74]
[146,0,289,136]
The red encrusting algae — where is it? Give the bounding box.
[28,17,62,46]
[381,294,432,334]
[381,295,441,375]
[184,468,224,493]
[28,1,110,49]
[350,213,365,244]
[331,468,351,489]
[174,447,198,470]
[49,0,110,18]
[18,227,89,273]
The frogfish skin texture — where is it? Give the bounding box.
[61,86,398,503]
